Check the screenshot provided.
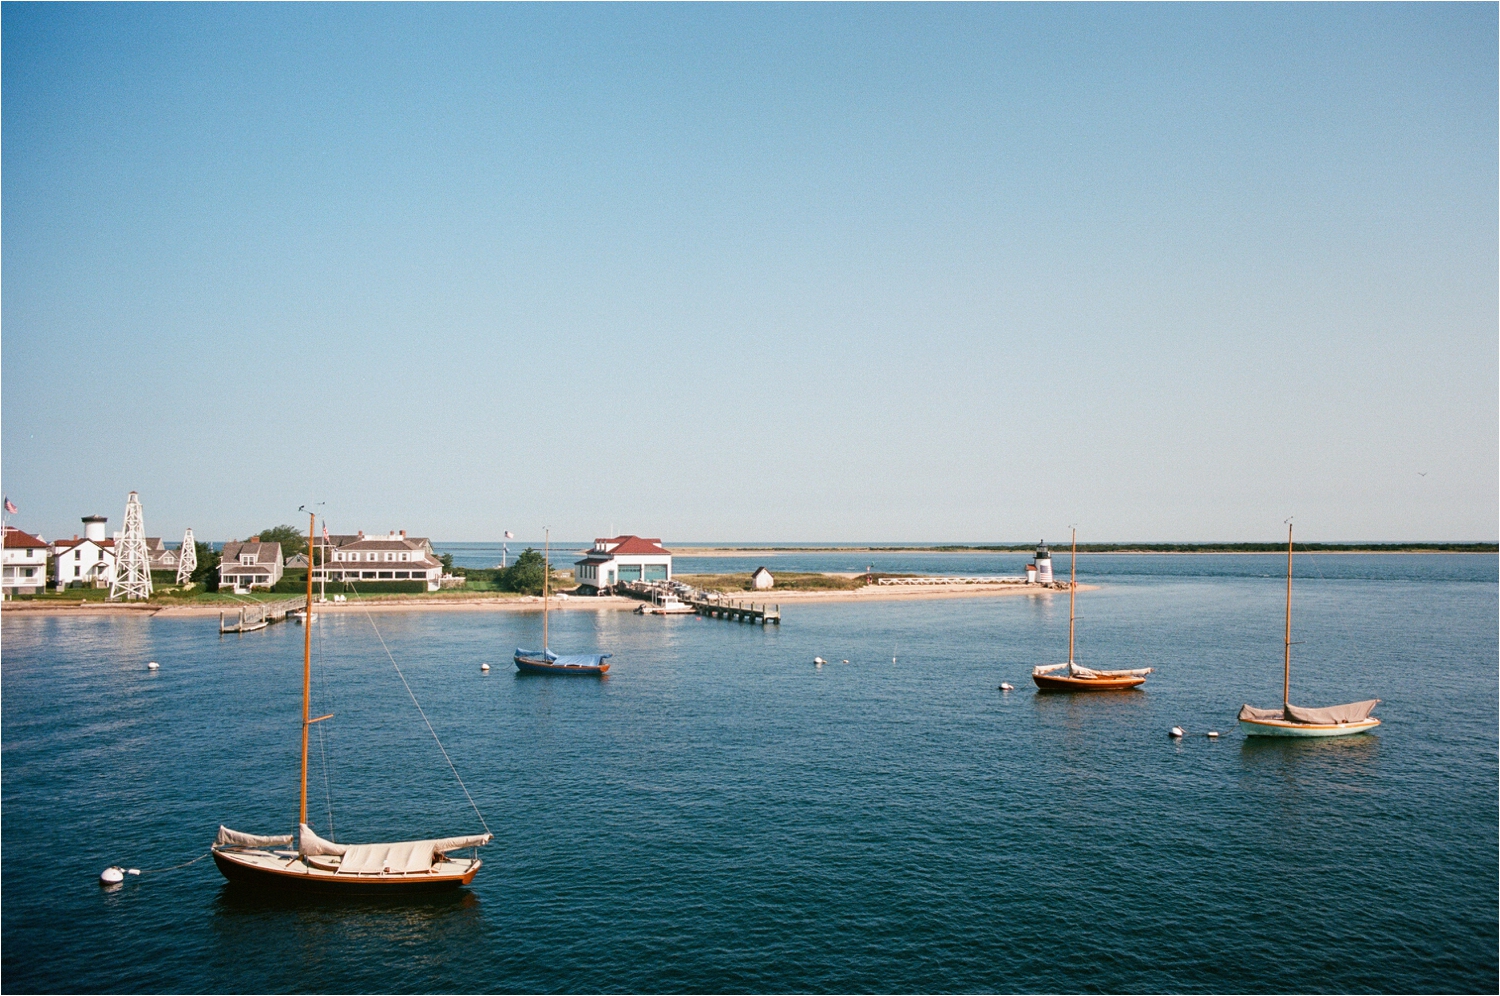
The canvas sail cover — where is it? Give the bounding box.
[1033,663,1069,675]
[216,825,293,848]
[1070,664,1154,678]
[299,823,348,856]
[1239,700,1380,724]
[333,833,493,875]
[516,647,610,667]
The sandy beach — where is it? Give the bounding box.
[0,581,1092,617]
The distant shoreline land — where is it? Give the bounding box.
[673,543,1499,555]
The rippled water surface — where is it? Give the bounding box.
[3,555,1495,992]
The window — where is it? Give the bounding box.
[395,571,409,579]
[378,571,392,579]
[617,565,642,582]
[75,566,81,577]
[385,552,395,562]
[399,553,408,562]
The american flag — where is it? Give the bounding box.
[3,497,16,515]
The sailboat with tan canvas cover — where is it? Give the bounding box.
[212,513,491,892]
[1031,529,1154,691]
[1238,523,1380,737]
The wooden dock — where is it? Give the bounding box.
[688,597,780,625]
[220,597,304,634]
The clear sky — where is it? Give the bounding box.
[4,4,1495,544]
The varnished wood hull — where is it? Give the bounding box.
[1032,673,1147,691]
[213,848,480,894]
[1239,717,1380,738]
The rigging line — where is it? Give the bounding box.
[345,582,491,836]
[140,851,212,874]
[313,610,335,840]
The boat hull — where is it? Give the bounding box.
[212,848,481,894]
[1033,673,1147,691]
[1239,717,1381,738]
[514,655,609,676]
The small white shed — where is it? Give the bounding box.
[751,566,774,590]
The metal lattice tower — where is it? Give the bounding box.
[109,491,153,601]
[176,527,197,586]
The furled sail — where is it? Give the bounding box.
[216,826,293,848]
[299,823,347,856]
[1033,663,1069,676]
[1070,664,1154,678]
[1238,700,1380,724]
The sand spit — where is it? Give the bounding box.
[1,582,1094,617]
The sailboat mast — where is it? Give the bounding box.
[300,511,314,827]
[1284,521,1293,711]
[1068,528,1077,666]
[549,528,555,654]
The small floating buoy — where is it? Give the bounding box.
[480,663,490,671]
[813,657,826,665]
[1170,726,1185,738]
[841,659,849,664]
[100,866,124,884]
[1207,731,1219,738]
[147,662,159,670]
[999,682,1014,691]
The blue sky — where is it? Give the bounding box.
[4,4,1495,543]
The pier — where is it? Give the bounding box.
[687,596,780,625]
[220,597,304,633]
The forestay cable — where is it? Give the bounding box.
[347,584,491,835]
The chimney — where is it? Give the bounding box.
[400,530,406,539]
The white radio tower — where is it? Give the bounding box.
[177,527,197,586]
[109,491,153,601]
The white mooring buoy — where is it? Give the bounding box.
[1170,726,1185,738]
[841,659,849,664]
[100,866,124,884]
[1207,731,1219,738]
[814,657,826,667]
[147,662,159,670]
[480,663,490,672]
[999,682,1014,691]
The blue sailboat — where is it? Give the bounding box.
[514,528,611,676]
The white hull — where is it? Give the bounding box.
[1240,717,1381,738]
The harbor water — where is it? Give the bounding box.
[2,554,1495,992]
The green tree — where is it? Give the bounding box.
[255,524,312,558]
[497,548,553,595]
[191,541,221,592]
[439,553,455,573]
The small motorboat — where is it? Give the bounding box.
[636,592,695,615]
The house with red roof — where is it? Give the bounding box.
[51,515,116,590]
[574,535,673,594]
[3,527,50,595]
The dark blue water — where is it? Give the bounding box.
[3,555,1496,992]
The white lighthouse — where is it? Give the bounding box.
[1034,540,1053,583]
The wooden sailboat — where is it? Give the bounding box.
[1032,529,1153,691]
[212,513,491,892]
[1238,523,1380,737]
[514,528,611,675]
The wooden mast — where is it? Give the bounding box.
[299,511,314,827]
[1284,521,1293,712]
[1068,528,1077,667]
[549,525,555,657]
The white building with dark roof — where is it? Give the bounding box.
[314,530,443,591]
[52,515,115,589]
[219,540,284,593]
[3,527,49,595]
[574,535,672,594]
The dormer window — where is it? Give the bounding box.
[240,554,255,565]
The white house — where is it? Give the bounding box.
[574,535,672,594]
[313,530,444,592]
[219,540,284,593]
[751,566,774,590]
[3,527,49,595]
[52,515,115,589]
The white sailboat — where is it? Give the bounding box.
[1238,523,1380,737]
[212,513,491,892]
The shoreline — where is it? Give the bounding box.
[672,547,1497,556]
[0,582,1092,617]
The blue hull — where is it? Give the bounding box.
[514,654,609,676]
